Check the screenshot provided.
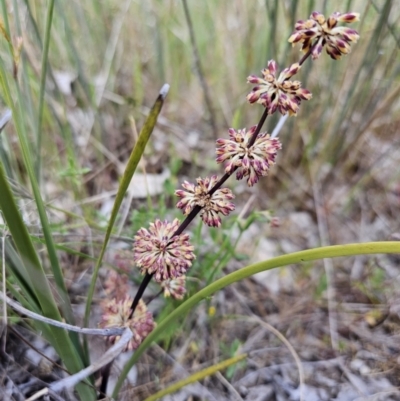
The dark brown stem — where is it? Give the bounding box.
[129,109,268,318]
[146,289,164,306]
[129,272,153,319]
[247,108,269,148]
[129,42,316,317]
[98,361,113,399]
[173,205,202,236]
[298,47,313,66]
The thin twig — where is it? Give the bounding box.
[215,371,244,401]
[182,0,218,139]
[230,285,305,401]
[26,328,133,397]
[25,388,65,401]
[246,316,305,401]
[7,325,70,374]
[0,292,125,336]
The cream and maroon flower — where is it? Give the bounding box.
[134,219,195,282]
[103,268,129,301]
[216,126,282,187]
[247,60,312,116]
[175,175,235,227]
[99,298,155,351]
[288,11,360,60]
[161,276,187,300]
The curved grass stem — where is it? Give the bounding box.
[114,241,400,397]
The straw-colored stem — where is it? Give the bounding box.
[35,0,55,178]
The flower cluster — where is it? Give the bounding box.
[289,11,360,60]
[247,61,312,116]
[103,268,129,300]
[161,276,187,300]
[99,8,360,357]
[99,297,156,351]
[216,126,282,186]
[175,175,235,227]
[134,219,195,282]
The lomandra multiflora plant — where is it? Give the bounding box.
[1,5,399,401]
[99,10,360,360]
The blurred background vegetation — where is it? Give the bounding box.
[1,0,400,399]
[1,0,398,218]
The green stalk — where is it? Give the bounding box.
[143,354,247,401]
[35,0,55,178]
[83,85,169,334]
[113,241,400,397]
[0,61,95,399]
[0,63,77,325]
[0,159,95,400]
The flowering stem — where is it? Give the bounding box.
[98,361,112,399]
[130,123,262,316]
[247,107,269,148]
[173,205,202,235]
[129,43,316,317]
[129,272,153,319]
[298,47,313,66]
[146,289,164,305]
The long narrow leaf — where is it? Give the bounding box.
[143,354,247,401]
[113,241,400,397]
[83,84,170,330]
[0,63,95,400]
[35,0,55,178]
[0,42,76,327]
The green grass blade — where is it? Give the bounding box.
[0,160,95,399]
[35,0,55,178]
[143,354,247,401]
[113,241,400,397]
[0,62,77,326]
[0,60,95,399]
[0,164,45,298]
[83,84,170,330]
[4,241,38,308]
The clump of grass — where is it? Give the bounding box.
[1,2,400,400]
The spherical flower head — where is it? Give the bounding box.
[134,219,195,282]
[288,11,360,60]
[99,298,155,351]
[161,275,187,300]
[175,175,235,227]
[103,268,129,300]
[247,60,312,116]
[216,126,282,187]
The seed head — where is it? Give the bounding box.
[216,126,282,187]
[99,297,155,351]
[161,276,187,300]
[247,60,312,116]
[288,11,360,60]
[175,175,235,227]
[103,269,129,300]
[134,219,195,282]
